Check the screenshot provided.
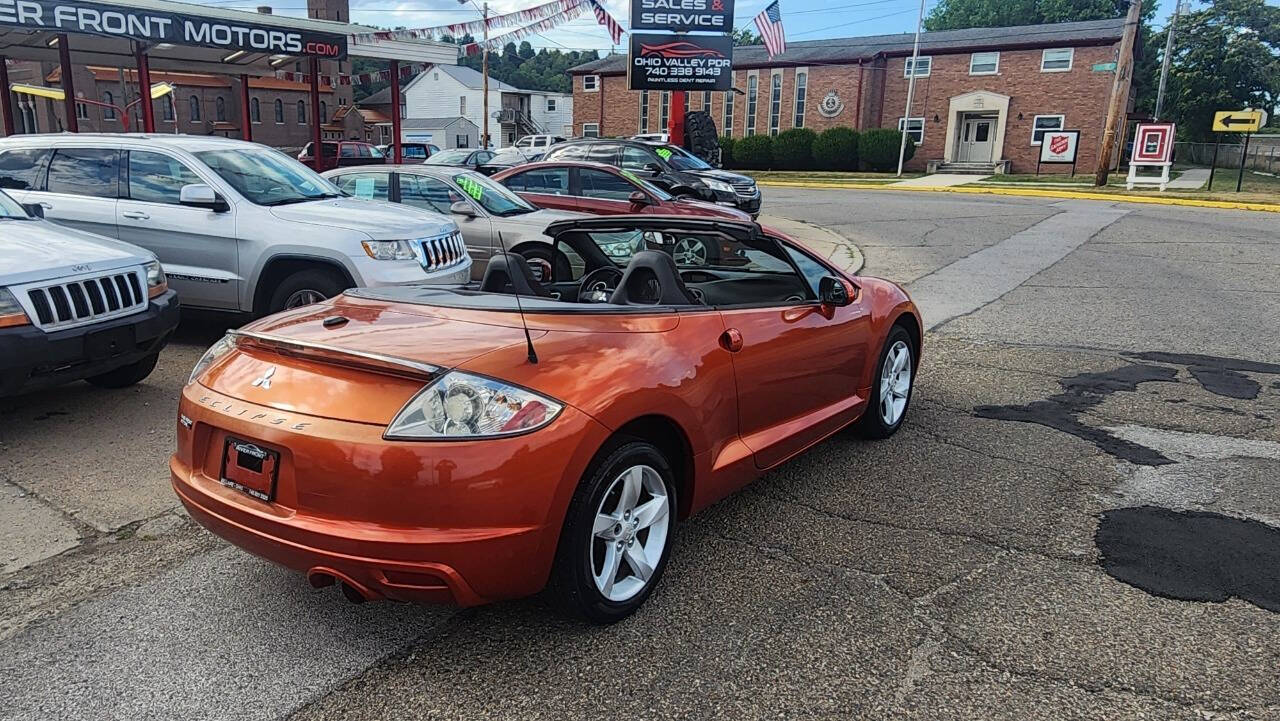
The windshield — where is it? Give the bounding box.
[0,189,31,219]
[657,144,713,171]
[425,149,472,165]
[452,171,536,216]
[618,169,673,201]
[195,148,340,206]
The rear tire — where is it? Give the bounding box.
[86,352,159,389]
[549,440,676,624]
[855,325,915,439]
[266,268,347,314]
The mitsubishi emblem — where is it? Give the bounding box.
[251,366,276,389]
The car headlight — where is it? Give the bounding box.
[145,260,168,298]
[0,287,30,328]
[361,240,417,261]
[385,371,563,439]
[702,178,733,194]
[188,334,236,385]
[600,240,634,257]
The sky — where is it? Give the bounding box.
[205,0,1189,53]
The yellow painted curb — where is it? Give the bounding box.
[755,179,1280,213]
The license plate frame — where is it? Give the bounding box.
[85,325,135,359]
[219,437,280,502]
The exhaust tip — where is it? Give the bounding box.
[307,570,336,589]
[340,581,367,604]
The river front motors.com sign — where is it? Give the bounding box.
[630,0,734,32]
[628,32,732,91]
[0,0,347,57]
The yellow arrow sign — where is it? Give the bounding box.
[1213,110,1264,132]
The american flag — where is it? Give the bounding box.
[754,0,786,59]
[591,0,624,45]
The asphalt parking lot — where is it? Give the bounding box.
[3,188,1279,719]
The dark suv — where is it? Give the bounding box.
[541,139,760,217]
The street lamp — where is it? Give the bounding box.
[10,82,176,132]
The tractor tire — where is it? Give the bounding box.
[683,111,720,164]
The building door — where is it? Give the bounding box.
[958,117,994,163]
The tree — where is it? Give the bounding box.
[519,41,536,60]
[1164,0,1280,141]
[733,27,762,46]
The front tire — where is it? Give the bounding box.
[86,352,159,389]
[549,440,676,624]
[267,269,347,314]
[855,325,915,439]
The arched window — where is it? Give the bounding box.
[274,99,283,123]
[250,97,260,123]
[215,97,226,122]
[320,101,327,122]
[189,95,201,122]
[297,100,306,124]
[102,91,115,120]
[162,97,174,121]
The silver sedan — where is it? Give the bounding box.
[323,165,585,280]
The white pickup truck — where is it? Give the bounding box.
[0,192,179,397]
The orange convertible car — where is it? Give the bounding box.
[172,216,921,623]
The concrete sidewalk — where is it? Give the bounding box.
[759,214,865,275]
[890,173,990,187]
[1166,168,1211,190]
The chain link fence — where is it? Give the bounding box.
[1175,139,1280,173]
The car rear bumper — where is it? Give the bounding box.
[170,383,610,606]
[0,289,179,397]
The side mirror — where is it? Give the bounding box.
[179,184,229,212]
[628,190,652,206]
[22,202,43,218]
[450,200,478,218]
[642,162,662,174]
[819,275,856,307]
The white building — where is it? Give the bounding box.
[402,65,573,149]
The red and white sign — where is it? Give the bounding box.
[1133,123,1174,164]
[1039,130,1080,163]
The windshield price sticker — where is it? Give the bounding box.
[457,176,485,201]
[654,148,673,161]
[629,33,733,91]
[631,0,734,32]
[353,177,376,199]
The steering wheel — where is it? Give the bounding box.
[578,267,624,303]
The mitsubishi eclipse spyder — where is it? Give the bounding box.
[172,215,922,624]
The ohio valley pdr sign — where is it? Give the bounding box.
[0,0,347,57]
[628,32,733,91]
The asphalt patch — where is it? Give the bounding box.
[1096,506,1280,613]
[1126,352,1280,400]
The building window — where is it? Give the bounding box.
[101,92,115,120]
[660,91,669,132]
[903,56,932,77]
[702,90,711,111]
[745,74,758,136]
[457,134,470,148]
[582,75,599,92]
[297,100,306,124]
[793,71,807,129]
[274,99,284,124]
[250,98,260,123]
[460,96,466,115]
[215,97,226,122]
[18,98,36,133]
[768,73,782,135]
[188,96,201,122]
[320,101,327,121]
[547,97,557,111]
[898,117,925,144]
[1041,48,1073,72]
[639,90,649,133]
[970,52,999,75]
[1031,114,1065,145]
[162,97,174,122]
[582,122,599,137]
[682,93,689,113]
[723,82,735,138]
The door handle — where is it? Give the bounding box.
[720,328,744,353]
[121,211,150,220]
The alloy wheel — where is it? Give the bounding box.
[879,340,912,425]
[673,237,709,266]
[590,464,671,602]
[284,289,326,308]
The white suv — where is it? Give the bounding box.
[513,135,566,151]
[0,134,471,316]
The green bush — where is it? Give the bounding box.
[772,128,817,170]
[733,135,774,170]
[859,128,915,171]
[718,135,736,168]
[811,127,859,171]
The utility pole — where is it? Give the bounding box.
[1094,0,1142,186]
[481,1,489,149]
[1154,0,1187,121]
[895,0,926,177]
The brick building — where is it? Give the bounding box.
[569,18,1135,173]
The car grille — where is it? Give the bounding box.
[23,269,147,331]
[731,180,758,198]
[416,231,469,273]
